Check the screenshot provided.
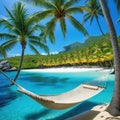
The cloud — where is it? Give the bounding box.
[41,51,59,55]
[50,51,59,55]
[41,53,47,55]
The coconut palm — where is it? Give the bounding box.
[83,0,105,35]
[0,2,49,83]
[23,0,88,42]
[99,0,120,115]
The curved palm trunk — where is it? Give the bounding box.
[99,0,120,116]
[95,16,105,35]
[12,46,25,84]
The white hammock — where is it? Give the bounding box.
[15,83,104,110]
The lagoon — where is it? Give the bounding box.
[0,68,114,120]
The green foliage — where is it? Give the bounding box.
[83,0,104,35]
[63,34,110,52]
[23,0,88,42]
[63,42,84,52]
[7,35,118,69]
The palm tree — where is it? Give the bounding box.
[0,2,49,83]
[83,0,105,35]
[99,0,120,116]
[23,0,88,42]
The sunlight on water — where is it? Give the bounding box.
[0,69,114,120]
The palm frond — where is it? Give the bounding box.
[0,19,15,31]
[22,0,46,6]
[2,39,18,51]
[42,1,59,9]
[28,35,41,41]
[39,43,49,54]
[97,10,104,16]
[82,6,91,12]
[45,18,57,43]
[64,0,79,9]
[11,2,28,35]
[59,17,66,38]
[31,10,53,22]
[4,7,15,21]
[29,39,49,53]
[28,25,47,43]
[52,0,64,10]
[0,33,17,40]
[67,15,88,36]
[48,30,55,43]
[0,19,21,34]
[37,25,47,43]
[0,46,7,58]
[29,43,40,55]
[90,16,94,25]
[27,25,39,36]
[83,13,91,24]
[66,7,83,14]
[36,25,45,31]
[23,0,54,9]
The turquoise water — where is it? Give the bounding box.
[0,69,114,120]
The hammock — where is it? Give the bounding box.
[14,82,104,110]
[0,70,105,110]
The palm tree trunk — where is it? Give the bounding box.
[95,16,105,35]
[12,46,25,83]
[99,0,120,116]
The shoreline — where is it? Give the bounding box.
[21,67,110,73]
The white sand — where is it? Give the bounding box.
[22,67,106,73]
[67,104,120,120]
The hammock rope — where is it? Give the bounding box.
[0,69,108,110]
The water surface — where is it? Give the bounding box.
[0,69,114,120]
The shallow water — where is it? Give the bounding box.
[0,69,114,120]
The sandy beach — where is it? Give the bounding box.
[22,67,107,73]
[67,104,120,120]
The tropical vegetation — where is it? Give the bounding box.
[23,0,88,42]
[7,35,119,69]
[0,2,48,83]
[83,0,105,35]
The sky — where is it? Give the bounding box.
[0,0,120,57]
